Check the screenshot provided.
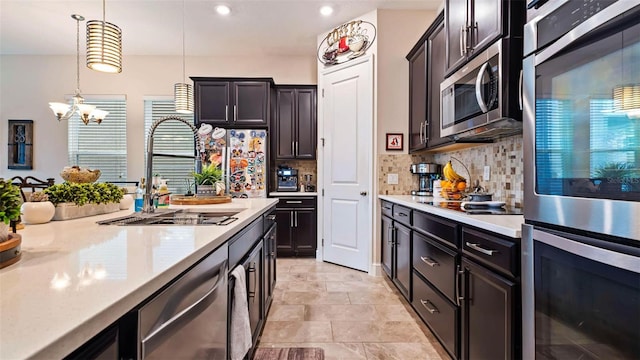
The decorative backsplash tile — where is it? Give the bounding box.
[378,135,524,208]
[274,159,317,190]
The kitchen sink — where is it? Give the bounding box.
[97,209,241,226]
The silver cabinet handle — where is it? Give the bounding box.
[460,25,466,57]
[475,61,490,113]
[420,299,439,314]
[360,191,368,196]
[291,141,294,155]
[286,200,302,204]
[225,105,228,122]
[466,242,498,256]
[266,214,276,221]
[294,211,298,227]
[233,105,237,122]
[387,225,393,243]
[290,212,294,227]
[419,122,424,144]
[397,212,408,217]
[518,69,523,111]
[420,256,439,267]
[383,206,392,210]
[295,141,299,155]
[455,264,464,306]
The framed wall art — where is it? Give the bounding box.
[8,120,33,170]
[386,133,403,151]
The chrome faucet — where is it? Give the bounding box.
[144,116,202,213]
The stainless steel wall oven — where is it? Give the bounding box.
[522,1,640,359]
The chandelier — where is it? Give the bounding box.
[49,15,108,125]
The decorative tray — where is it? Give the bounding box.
[170,195,232,205]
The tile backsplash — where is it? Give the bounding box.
[378,135,524,208]
[274,159,317,190]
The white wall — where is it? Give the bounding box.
[0,54,316,182]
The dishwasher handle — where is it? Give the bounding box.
[141,260,228,358]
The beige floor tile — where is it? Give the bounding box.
[276,272,308,282]
[362,342,445,360]
[326,280,389,292]
[347,289,402,304]
[275,280,326,292]
[373,304,415,321]
[260,321,333,343]
[307,272,364,281]
[331,321,428,343]
[304,304,378,321]
[275,291,351,305]
[258,342,367,360]
[266,304,305,321]
[289,264,348,274]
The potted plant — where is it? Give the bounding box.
[44,182,124,220]
[593,161,637,192]
[193,164,224,196]
[20,191,55,224]
[0,179,21,242]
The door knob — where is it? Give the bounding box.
[360,191,368,196]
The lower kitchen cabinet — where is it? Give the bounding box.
[381,214,393,277]
[381,201,412,300]
[263,214,277,313]
[275,196,317,257]
[393,222,412,299]
[461,257,516,360]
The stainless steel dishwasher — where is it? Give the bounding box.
[136,243,228,359]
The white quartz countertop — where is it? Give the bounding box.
[379,195,523,238]
[269,191,317,197]
[0,198,278,360]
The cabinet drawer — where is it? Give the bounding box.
[381,200,393,218]
[275,197,316,208]
[413,210,459,248]
[392,205,412,226]
[413,231,457,302]
[462,227,518,278]
[412,272,459,359]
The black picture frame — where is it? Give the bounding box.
[386,133,403,151]
[8,119,34,170]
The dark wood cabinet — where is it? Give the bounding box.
[381,214,393,277]
[393,222,412,300]
[263,219,277,313]
[408,41,427,152]
[426,17,453,149]
[192,77,272,127]
[407,12,452,152]
[461,257,516,360]
[274,86,317,159]
[275,197,317,257]
[445,0,524,75]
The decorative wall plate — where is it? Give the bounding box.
[317,20,376,66]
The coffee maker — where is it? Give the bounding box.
[410,163,441,196]
[277,166,299,192]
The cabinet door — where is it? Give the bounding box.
[275,89,296,159]
[292,209,317,257]
[295,88,317,159]
[445,0,469,75]
[381,215,393,278]
[461,258,516,360]
[246,242,264,342]
[195,81,231,125]
[394,222,412,300]
[427,19,453,149]
[408,42,427,153]
[233,82,269,126]
[263,225,277,312]
[275,209,294,257]
[469,0,501,56]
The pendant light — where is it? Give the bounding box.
[86,0,122,73]
[613,84,640,116]
[49,15,108,125]
[174,0,193,114]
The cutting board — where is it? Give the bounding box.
[0,233,22,269]
[170,195,232,205]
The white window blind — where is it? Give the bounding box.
[68,97,127,182]
[144,99,196,195]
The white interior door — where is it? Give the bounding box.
[321,57,373,272]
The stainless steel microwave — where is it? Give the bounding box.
[440,38,523,141]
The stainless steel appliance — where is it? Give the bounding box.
[276,167,298,192]
[135,243,228,359]
[410,163,441,196]
[522,1,640,358]
[440,38,523,141]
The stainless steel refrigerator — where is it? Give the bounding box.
[197,125,267,198]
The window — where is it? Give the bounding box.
[144,98,196,195]
[68,96,127,182]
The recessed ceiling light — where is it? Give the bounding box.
[320,5,334,16]
[216,5,231,16]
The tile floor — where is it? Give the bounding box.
[257,258,450,360]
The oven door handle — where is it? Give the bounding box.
[142,260,227,357]
[475,61,490,113]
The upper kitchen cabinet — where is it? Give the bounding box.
[408,12,451,152]
[445,0,524,75]
[192,77,273,127]
[273,85,317,160]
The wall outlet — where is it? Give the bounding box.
[388,173,399,185]
[483,166,491,181]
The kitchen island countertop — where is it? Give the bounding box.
[379,195,524,238]
[0,198,278,360]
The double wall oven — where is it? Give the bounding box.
[522,1,640,359]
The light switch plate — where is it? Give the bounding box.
[388,173,399,185]
[483,166,491,181]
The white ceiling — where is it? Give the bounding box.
[0,0,442,57]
